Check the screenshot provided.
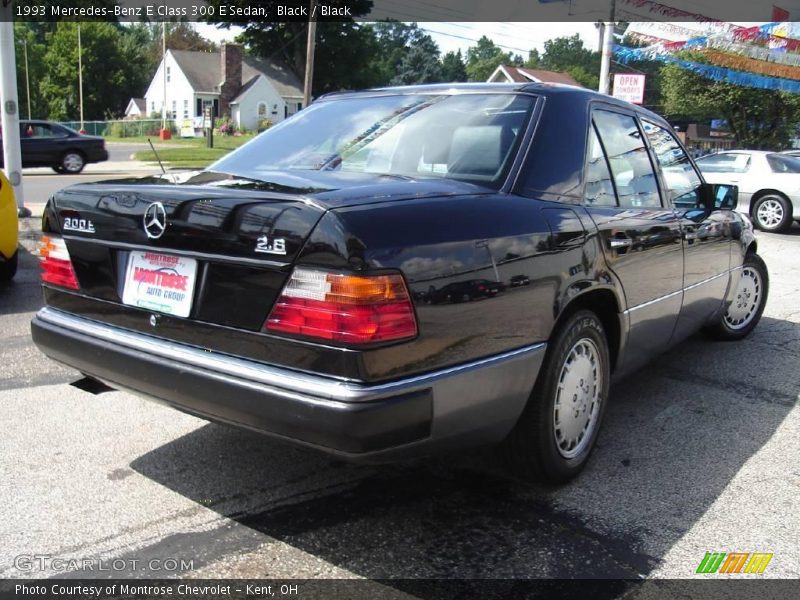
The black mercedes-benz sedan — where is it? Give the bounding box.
[31,84,768,483]
[0,120,108,174]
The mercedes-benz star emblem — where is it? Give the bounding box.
[143,202,167,240]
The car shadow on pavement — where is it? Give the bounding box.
[0,243,44,317]
[129,316,798,584]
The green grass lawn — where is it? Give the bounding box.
[129,134,256,168]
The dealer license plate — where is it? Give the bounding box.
[121,251,198,318]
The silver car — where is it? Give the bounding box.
[696,150,800,232]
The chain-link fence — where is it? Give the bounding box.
[59,119,177,138]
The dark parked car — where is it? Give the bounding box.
[510,274,531,287]
[0,120,108,174]
[430,279,504,303]
[31,84,767,483]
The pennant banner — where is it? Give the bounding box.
[620,22,800,65]
[614,46,800,94]
[700,49,800,80]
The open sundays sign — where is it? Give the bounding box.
[613,74,646,104]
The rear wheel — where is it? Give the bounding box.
[504,310,610,483]
[705,252,768,341]
[61,151,85,174]
[752,194,792,232]
[0,251,18,282]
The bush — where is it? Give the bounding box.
[214,117,236,135]
[257,117,273,132]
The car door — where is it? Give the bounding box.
[641,119,734,342]
[582,108,684,373]
[20,122,62,167]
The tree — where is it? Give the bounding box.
[537,34,600,89]
[40,23,146,120]
[440,50,467,82]
[207,0,377,95]
[465,36,518,81]
[391,45,443,85]
[14,23,49,119]
[661,62,800,149]
[369,21,439,85]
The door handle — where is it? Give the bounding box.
[608,238,633,249]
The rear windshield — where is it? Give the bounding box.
[767,153,800,173]
[209,93,536,188]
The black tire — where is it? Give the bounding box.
[61,151,85,174]
[751,194,792,232]
[705,252,768,341]
[0,251,18,282]
[504,310,611,483]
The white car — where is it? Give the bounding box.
[696,150,800,232]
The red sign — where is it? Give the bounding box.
[613,74,646,105]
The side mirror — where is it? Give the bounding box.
[701,182,738,210]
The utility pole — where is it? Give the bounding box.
[78,25,85,133]
[0,9,25,212]
[23,39,30,120]
[598,0,616,95]
[303,0,317,108]
[161,21,167,132]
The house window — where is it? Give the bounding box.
[171,100,176,119]
[183,99,189,119]
[196,98,203,117]
[297,102,303,112]
[166,66,171,83]
[257,103,267,118]
[151,102,155,112]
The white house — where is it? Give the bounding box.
[140,44,304,132]
[124,98,146,119]
[487,64,583,87]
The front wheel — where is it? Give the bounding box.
[705,253,768,341]
[504,310,610,483]
[752,194,792,232]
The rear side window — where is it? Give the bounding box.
[696,153,750,173]
[766,153,800,173]
[593,110,661,208]
[584,125,617,206]
[642,120,702,208]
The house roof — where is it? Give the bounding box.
[126,98,146,113]
[489,65,583,88]
[169,50,303,98]
[230,75,261,104]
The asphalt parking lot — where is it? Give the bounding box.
[1,190,798,592]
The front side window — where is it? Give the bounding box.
[593,110,661,208]
[210,93,536,188]
[642,120,702,208]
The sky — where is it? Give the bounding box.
[194,22,604,57]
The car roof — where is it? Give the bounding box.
[701,150,771,156]
[318,82,670,127]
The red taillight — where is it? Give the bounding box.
[39,235,80,290]
[265,268,417,344]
